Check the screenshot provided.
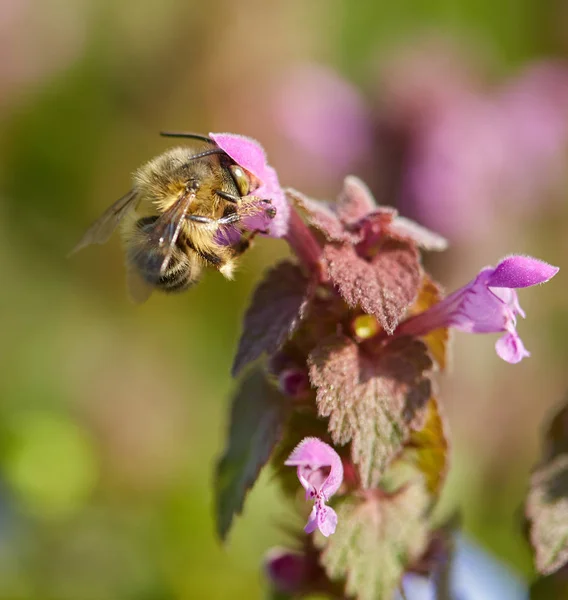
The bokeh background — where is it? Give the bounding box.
[1,0,568,597]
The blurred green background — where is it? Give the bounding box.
[1,0,567,597]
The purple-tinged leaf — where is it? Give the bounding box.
[388,215,448,252]
[287,188,356,243]
[318,482,430,600]
[215,369,290,540]
[323,240,422,334]
[336,176,377,225]
[526,454,568,575]
[308,335,432,488]
[232,261,313,377]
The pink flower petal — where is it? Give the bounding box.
[317,504,338,537]
[304,505,318,534]
[398,254,555,365]
[285,437,343,537]
[285,437,343,497]
[209,132,267,178]
[495,331,530,363]
[488,255,559,288]
[210,132,290,238]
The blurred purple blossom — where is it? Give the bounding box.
[273,64,375,174]
[400,61,568,239]
[210,132,289,237]
[285,437,343,537]
[270,50,568,242]
[263,547,311,594]
[399,255,559,363]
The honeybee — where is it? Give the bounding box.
[72,132,276,302]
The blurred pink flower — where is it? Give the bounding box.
[285,437,343,537]
[399,255,559,363]
[269,49,568,242]
[497,62,568,208]
[395,59,568,240]
[264,548,310,594]
[0,0,88,112]
[272,64,375,173]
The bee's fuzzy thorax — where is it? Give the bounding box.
[133,146,223,213]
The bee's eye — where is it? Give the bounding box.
[229,165,250,197]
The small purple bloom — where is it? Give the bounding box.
[210,132,289,238]
[399,255,559,363]
[285,437,343,537]
[264,548,310,594]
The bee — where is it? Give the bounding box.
[72,132,275,302]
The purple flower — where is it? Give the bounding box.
[285,437,343,537]
[399,255,559,363]
[264,548,310,594]
[272,63,374,173]
[210,132,289,237]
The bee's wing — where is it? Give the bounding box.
[70,189,139,255]
[125,268,154,304]
[135,188,195,283]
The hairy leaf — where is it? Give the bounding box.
[407,397,449,498]
[309,335,432,488]
[387,216,448,252]
[409,275,450,371]
[288,182,395,245]
[232,261,312,376]
[215,369,289,540]
[319,482,430,600]
[336,176,377,225]
[323,240,422,335]
[527,454,568,575]
[287,188,354,243]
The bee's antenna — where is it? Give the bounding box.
[160,131,214,143]
[185,148,228,162]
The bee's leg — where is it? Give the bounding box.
[215,190,240,204]
[186,214,240,225]
[218,213,241,225]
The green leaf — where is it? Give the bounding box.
[215,369,290,540]
[309,335,432,488]
[526,453,568,575]
[407,396,450,498]
[318,481,431,600]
